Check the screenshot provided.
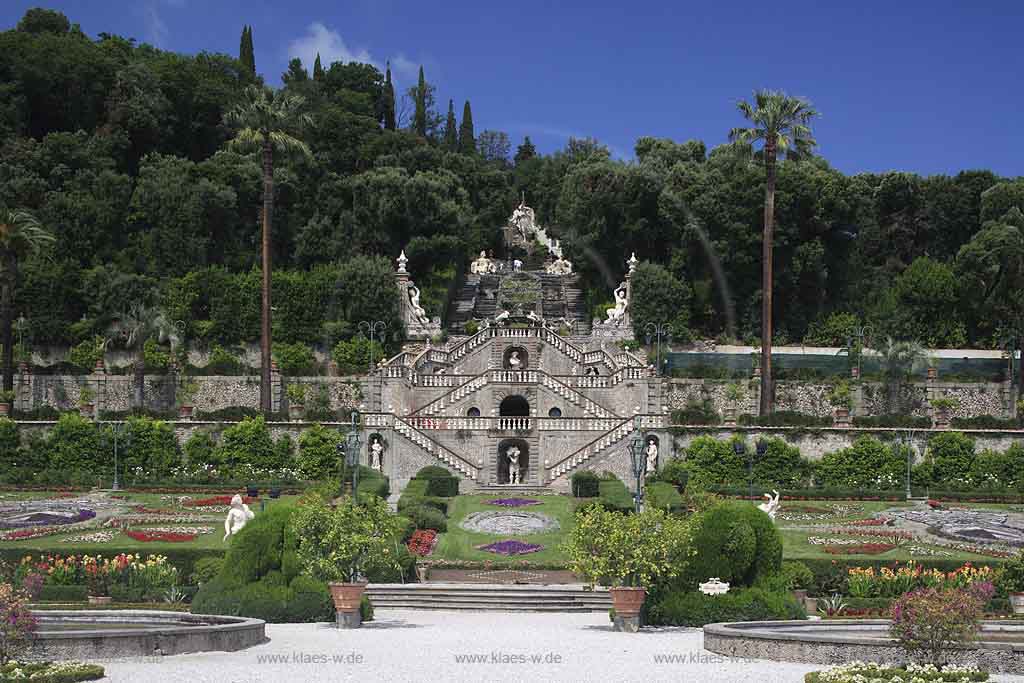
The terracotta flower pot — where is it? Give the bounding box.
[1011,593,1024,616]
[79,404,94,419]
[178,405,194,419]
[609,586,646,618]
[88,595,112,605]
[289,404,305,421]
[329,581,368,612]
[0,403,9,416]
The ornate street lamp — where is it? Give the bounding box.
[359,321,388,410]
[901,429,917,501]
[103,422,127,491]
[845,324,873,378]
[645,322,672,377]
[337,411,362,500]
[628,416,646,513]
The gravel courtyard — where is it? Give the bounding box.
[92,609,1024,683]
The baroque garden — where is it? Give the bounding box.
[1,6,1024,683]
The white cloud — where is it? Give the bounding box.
[389,53,419,81]
[144,0,168,47]
[288,22,375,71]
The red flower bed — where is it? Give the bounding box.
[848,518,891,526]
[184,495,255,507]
[407,530,438,556]
[927,499,943,509]
[823,543,897,556]
[125,530,196,543]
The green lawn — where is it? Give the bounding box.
[431,494,577,565]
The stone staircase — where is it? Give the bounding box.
[548,419,637,481]
[540,374,616,418]
[415,374,488,416]
[446,270,590,334]
[365,584,611,612]
[392,416,478,478]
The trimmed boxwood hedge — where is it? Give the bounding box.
[647,587,805,626]
[597,476,633,512]
[570,470,600,497]
[37,584,88,602]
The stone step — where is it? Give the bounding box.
[365,583,611,612]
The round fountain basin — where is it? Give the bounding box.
[26,610,265,660]
[704,619,1024,675]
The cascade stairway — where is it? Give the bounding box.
[446,270,590,334]
[365,583,611,612]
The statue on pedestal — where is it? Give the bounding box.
[506,445,521,484]
[223,494,255,541]
[408,284,429,324]
[645,438,659,474]
[758,490,781,520]
[605,283,628,324]
[471,251,492,275]
[369,436,385,472]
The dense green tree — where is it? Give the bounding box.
[0,208,54,390]
[630,262,692,350]
[224,85,312,413]
[458,100,475,154]
[312,53,324,81]
[729,90,818,414]
[106,303,180,408]
[514,136,536,165]
[16,8,71,34]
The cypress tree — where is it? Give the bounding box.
[383,62,396,131]
[313,53,324,81]
[414,66,427,137]
[458,100,475,154]
[444,99,457,150]
[239,25,255,75]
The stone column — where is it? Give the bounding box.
[90,363,106,418]
[270,361,282,414]
[395,250,411,329]
[16,363,31,413]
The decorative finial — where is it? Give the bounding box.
[627,252,639,273]
[396,250,408,273]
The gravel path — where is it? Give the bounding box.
[88,608,1024,683]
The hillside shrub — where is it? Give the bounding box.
[272,342,317,375]
[119,417,180,481]
[296,424,341,480]
[925,432,976,489]
[0,418,20,470]
[816,436,906,490]
[570,470,600,497]
[42,413,107,476]
[683,436,745,487]
[751,437,810,487]
[213,417,277,471]
[654,458,690,490]
[412,465,459,497]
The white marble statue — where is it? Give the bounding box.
[223,494,255,541]
[369,436,385,472]
[508,350,522,370]
[494,309,510,326]
[471,250,492,275]
[605,283,628,323]
[506,446,521,484]
[545,256,573,275]
[510,202,536,241]
[408,284,429,324]
[645,438,659,474]
[513,259,523,272]
[526,310,544,327]
[758,490,781,520]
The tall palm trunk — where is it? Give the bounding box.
[760,142,777,416]
[1,256,14,392]
[260,139,274,415]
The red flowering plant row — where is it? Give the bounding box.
[125,530,197,543]
[407,530,438,556]
[847,517,892,527]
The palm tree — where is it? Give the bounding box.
[107,303,181,410]
[729,90,818,415]
[224,85,312,414]
[0,209,55,391]
[876,337,929,413]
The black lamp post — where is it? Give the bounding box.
[645,323,672,377]
[359,321,388,411]
[733,440,746,500]
[901,429,916,500]
[753,440,768,502]
[104,422,126,491]
[628,417,645,513]
[846,324,873,377]
[338,410,362,501]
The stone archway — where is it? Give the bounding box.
[497,438,529,485]
[499,395,530,416]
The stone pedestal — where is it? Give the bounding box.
[612,614,641,633]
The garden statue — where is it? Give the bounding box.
[605,283,628,324]
[513,258,523,272]
[526,310,545,327]
[408,284,429,324]
[506,445,521,484]
[370,436,385,471]
[645,438,658,474]
[508,350,522,370]
[471,250,492,274]
[223,494,255,541]
[494,309,510,326]
[545,255,573,275]
[758,490,781,520]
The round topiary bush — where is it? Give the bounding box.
[681,501,782,590]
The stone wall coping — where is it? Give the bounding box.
[32,610,265,641]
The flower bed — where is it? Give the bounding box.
[124,530,197,543]
[0,661,105,682]
[847,517,891,526]
[407,529,438,556]
[487,498,541,508]
[0,508,96,530]
[60,531,117,544]
[846,561,997,598]
[806,662,988,682]
[824,543,896,555]
[2,521,100,542]
[476,540,543,556]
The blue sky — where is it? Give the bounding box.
[3,0,1022,176]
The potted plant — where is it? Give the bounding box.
[176,376,199,419]
[0,389,14,416]
[291,494,406,629]
[563,503,688,633]
[723,383,744,426]
[79,386,95,418]
[287,383,306,421]
[1001,552,1024,615]
[828,381,852,427]
[930,396,959,428]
